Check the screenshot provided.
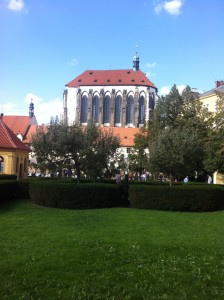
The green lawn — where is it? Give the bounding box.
[0,200,224,300]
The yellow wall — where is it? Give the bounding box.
[200,93,217,113]
[0,149,29,179]
[213,172,224,185]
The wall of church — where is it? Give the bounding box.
[64,85,157,127]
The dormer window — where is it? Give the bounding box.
[17,133,23,141]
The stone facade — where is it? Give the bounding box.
[63,54,158,127]
[64,84,157,127]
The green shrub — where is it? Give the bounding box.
[0,181,17,202]
[16,180,30,199]
[29,182,128,209]
[0,174,17,180]
[129,184,224,212]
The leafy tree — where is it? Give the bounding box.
[31,120,120,182]
[132,85,212,183]
[148,127,204,184]
[160,84,183,128]
[79,121,120,180]
[128,127,149,176]
[31,122,66,176]
[56,123,85,182]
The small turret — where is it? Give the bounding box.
[29,99,34,118]
[133,48,140,71]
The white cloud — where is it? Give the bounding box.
[69,58,79,67]
[24,93,63,124]
[145,62,156,78]
[24,93,43,105]
[176,84,186,94]
[154,2,163,14]
[36,98,63,125]
[154,0,183,15]
[2,93,63,125]
[145,71,156,78]
[145,62,156,68]
[159,86,171,96]
[7,0,25,11]
[158,84,186,96]
[2,102,17,113]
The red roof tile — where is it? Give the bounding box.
[0,118,30,151]
[23,125,48,144]
[21,124,139,147]
[66,69,156,89]
[2,116,31,137]
[22,124,38,144]
[102,127,140,147]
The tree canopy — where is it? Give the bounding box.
[132,85,214,183]
[31,120,120,181]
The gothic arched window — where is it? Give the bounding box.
[92,95,99,122]
[115,95,122,124]
[149,92,155,109]
[80,95,88,123]
[103,95,110,124]
[0,156,4,173]
[139,95,145,124]
[127,95,134,124]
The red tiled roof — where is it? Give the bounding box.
[22,124,38,144]
[2,116,31,137]
[23,125,48,144]
[0,118,30,151]
[21,124,139,147]
[102,127,140,147]
[66,69,156,89]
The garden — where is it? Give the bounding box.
[1,177,224,299]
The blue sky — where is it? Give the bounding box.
[0,0,223,124]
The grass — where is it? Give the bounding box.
[0,200,224,300]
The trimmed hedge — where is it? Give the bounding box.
[29,181,128,209]
[0,181,18,202]
[0,174,17,180]
[16,180,30,199]
[129,184,224,212]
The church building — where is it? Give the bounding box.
[63,52,158,127]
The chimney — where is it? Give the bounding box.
[216,80,224,88]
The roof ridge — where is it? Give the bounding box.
[0,119,17,148]
[0,118,30,151]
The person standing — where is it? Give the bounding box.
[207,175,212,184]
[183,176,189,183]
